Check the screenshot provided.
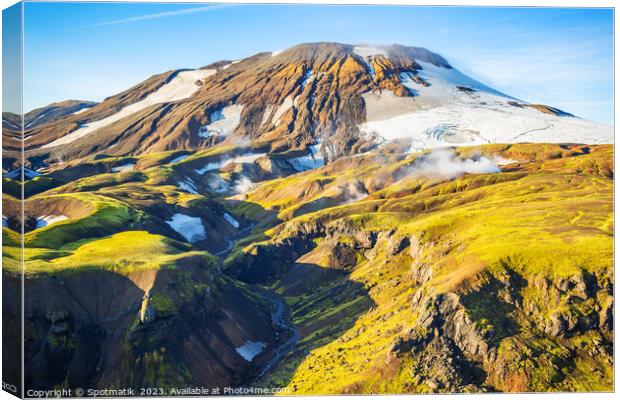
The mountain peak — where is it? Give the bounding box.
[270,42,452,69]
[17,41,611,171]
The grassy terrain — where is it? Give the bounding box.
[24,192,146,249]
[5,142,613,393]
[248,144,613,393]
[5,230,214,276]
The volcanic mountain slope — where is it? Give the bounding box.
[2,42,614,394]
[2,112,21,134]
[2,113,22,171]
[24,100,98,129]
[21,43,612,170]
[3,99,93,168]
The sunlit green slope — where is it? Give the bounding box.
[228,144,613,393]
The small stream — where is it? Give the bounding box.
[214,222,256,257]
[214,221,299,378]
[253,287,300,379]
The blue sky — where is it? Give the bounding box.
[2,2,22,114]
[17,3,614,124]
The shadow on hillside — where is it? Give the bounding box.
[256,261,375,389]
[19,269,146,391]
[460,270,526,347]
[218,198,375,389]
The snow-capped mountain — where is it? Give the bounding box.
[17,43,612,169]
[356,48,611,151]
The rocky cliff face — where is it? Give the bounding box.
[8,256,283,390]
[395,242,613,392]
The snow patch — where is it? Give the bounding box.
[301,70,314,89]
[353,46,388,58]
[178,178,198,194]
[35,215,68,229]
[362,91,418,122]
[358,61,613,150]
[261,104,275,126]
[235,340,266,362]
[271,50,283,57]
[222,60,241,69]
[410,61,508,99]
[195,153,267,175]
[272,96,293,125]
[26,111,51,128]
[199,105,244,138]
[42,69,216,148]
[169,154,189,164]
[230,153,266,165]
[111,163,135,173]
[223,213,240,228]
[288,141,325,172]
[165,214,206,243]
[195,161,225,175]
[360,98,613,151]
[222,60,240,70]
[353,46,388,78]
[71,106,93,115]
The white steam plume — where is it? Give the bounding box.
[233,176,255,194]
[408,148,500,180]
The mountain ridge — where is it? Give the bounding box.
[9,42,610,173]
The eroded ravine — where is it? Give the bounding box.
[253,287,300,380]
[215,222,257,258]
[214,221,300,381]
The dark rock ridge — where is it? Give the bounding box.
[5,258,284,390]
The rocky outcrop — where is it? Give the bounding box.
[327,242,358,270]
[225,235,316,283]
[390,246,614,392]
[400,334,487,393]
[12,258,280,391]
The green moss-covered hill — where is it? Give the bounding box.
[226,143,613,393]
[2,142,613,393]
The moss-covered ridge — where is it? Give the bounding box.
[9,229,284,391]
[4,142,613,393]
[227,143,613,393]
